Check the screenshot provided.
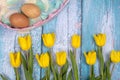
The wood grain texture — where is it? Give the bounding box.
[81,0,107,79]
[81,0,120,80]
[0,26,16,80]
[31,27,42,80]
[111,0,120,80]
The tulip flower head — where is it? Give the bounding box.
[84,51,96,65]
[36,53,50,68]
[18,35,32,51]
[56,51,67,67]
[71,34,81,48]
[110,50,120,63]
[94,33,106,47]
[10,52,21,68]
[42,33,55,48]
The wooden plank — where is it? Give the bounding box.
[81,0,108,79]
[30,27,42,80]
[39,17,57,78]
[67,0,81,78]
[2,0,120,80]
[0,26,17,80]
[111,0,120,80]
[53,6,68,53]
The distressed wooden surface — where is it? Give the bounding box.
[81,0,120,80]
[0,0,120,80]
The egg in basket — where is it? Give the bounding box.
[0,0,69,31]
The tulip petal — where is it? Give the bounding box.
[15,52,21,67]
[42,33,55,48]
[110,50,119,63]
[10,52,16,67]
[36,53,50,68]
[27,35,32,50]
[93,33,106,47]
[84,51,96,65]
[9,52,21,68]
[71,34,81,48]
[18,35,32,51]
[56,51,67,66]
[18,36,28,50]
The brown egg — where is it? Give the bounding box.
[9,13,29,28]
[21,3,41,18]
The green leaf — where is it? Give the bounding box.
[21,54,27,69]
[67,70,73,80]
[46,66,50,80]
[97,47,104,79]
[90,66,95,80]
[103,69,106,80]
[95,76,101,80]
[61,61,68,79]
[41,76,46,80]
[21,50,33,80]
[14,68,20,80]
[28,48,33,74]
[106,59,111,80]
[21,54,31,80]
[58,70,62,80]
[70,50,79,80]
[48,52,57,80]
[55,67,59,80]
[0,74,8,80]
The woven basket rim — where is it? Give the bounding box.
[0,0,69,32]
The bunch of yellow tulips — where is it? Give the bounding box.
[5,33,80,80]
[84,33,120,80]
[1,32,119,80]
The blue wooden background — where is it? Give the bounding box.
[0,0,120,80]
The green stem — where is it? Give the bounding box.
[14,68,20,80]
[49,50,57,80]
[28,48,33,80]
[90,66,92,79]
[98,46,104,80]
[90,65,94,80]
[58,68,62,80]
[106,60,111,80]
[70,50,79,80]
[46,67,50,80]
[25,49,33,80]
[51,61,57,80]
[25,51,29,70]
[73,48,76,58]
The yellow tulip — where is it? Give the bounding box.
[42,33,55,48]
[71,34,81,48]
[94,33,106,47]
[10,52,21,68]
[36,53,50,68]
[18,35,32,51]
[110,50,120,63]
[56,51,67,66]
[84,51,96,65]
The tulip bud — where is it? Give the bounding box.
[84,51,96,65]
[10,52,21,68]
[18,35,32,51]
[36,53,50,68]
[71,34,81,48]
[42,33,55,48]
[94,33,106,47]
